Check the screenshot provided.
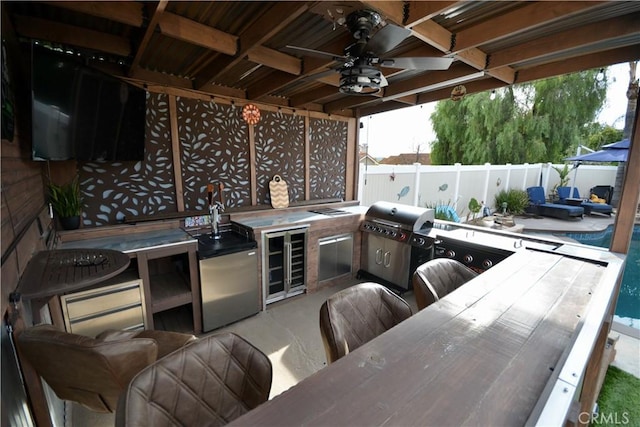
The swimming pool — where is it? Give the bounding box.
[562,225,640,330]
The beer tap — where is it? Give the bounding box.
[207,183,224,239]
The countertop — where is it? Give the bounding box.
[231,244,625,426]
[233,206,366,229]
[17,249,131,299]
[58,228,195,253]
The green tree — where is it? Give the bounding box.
[581,123,623,151]
[430,69,608,165]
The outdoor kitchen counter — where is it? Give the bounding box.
[231,242,625,426]
[58,228,195,253]
[232,205,367,230]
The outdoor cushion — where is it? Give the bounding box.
[557,187,613,216]
[526,186,584,220]
[590,185,614,205]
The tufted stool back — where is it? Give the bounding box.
[17,325,195,413]
[116,332,272,426]
[319,282,412,364]
[412,258,478,311]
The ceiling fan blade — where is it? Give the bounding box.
[365,24,411,54]
[380,57,454,70]
[285,45,348,62]
[380,74,388,88]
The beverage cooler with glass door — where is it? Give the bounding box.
[263,226,308,304]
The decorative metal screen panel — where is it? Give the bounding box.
[79,93,176,227]
[309,118,347,200]
[255,111,305,205]
[177,98,251,210]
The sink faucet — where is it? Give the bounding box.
[209,201,225,239]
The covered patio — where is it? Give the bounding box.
[2,2,639,426]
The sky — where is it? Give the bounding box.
[359,63,631,158]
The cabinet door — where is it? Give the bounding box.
[364,234,386,279]
[382,242,411,288]
[287,230,306,292]
[200,250,259,332]
[266,234,285,297]
[334,235,353,277]
[319,234,353,282]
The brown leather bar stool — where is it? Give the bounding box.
[319,282,413,364]
[116,332,272,427]
[412,258,478,311]
[17,325,196,413]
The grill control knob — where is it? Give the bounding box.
[482,259,493,269]
[445,250,456,258]
[463,254,473,264]
[415,237,425,246]
[399,232,407,241]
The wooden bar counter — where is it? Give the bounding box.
[231,245,625,426]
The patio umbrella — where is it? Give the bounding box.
[565,138,629,162]
[565,148,628,162]
[563,138,629,199]
[602,138,630,149]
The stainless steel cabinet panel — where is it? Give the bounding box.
[200,249,259,332]
[361,233,410,289]
[319,234,353,282]
[60,279,146,337]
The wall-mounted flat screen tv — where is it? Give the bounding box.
[31,43,146,161]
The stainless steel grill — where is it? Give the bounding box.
[361,201,434,241]
[359,202,435,291]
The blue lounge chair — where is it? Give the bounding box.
[557,187,613,216]
[526,186,584,220]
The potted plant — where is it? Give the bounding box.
[48,177,82,230]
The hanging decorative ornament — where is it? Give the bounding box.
[242,103,261,125]
[450,85,467,101]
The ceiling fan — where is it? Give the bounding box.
[287,9,453,95]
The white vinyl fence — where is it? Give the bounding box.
[358,162,617,219]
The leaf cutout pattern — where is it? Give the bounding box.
[309,118,347,200]
[77,94,350,228]
[177,98,251,210]
[79,93,176,227]
[255,111,305,204]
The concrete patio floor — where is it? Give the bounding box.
[515,211,616,235]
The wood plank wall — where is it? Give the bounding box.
[1,8,50,319]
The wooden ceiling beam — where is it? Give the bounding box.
[489,13,640,69]
[128,68,194,90]
[363,1,458,28]
[516,44,640,84]
[130,1,168,72]
[158,12,238,56]
[13,15,131,56]
[325,95,382,114]
[452,1,605,53]
[383,63,482,100]
[241,34,353,100]
[410,20,453,53]
[290,86,339,107]
[43,1,145,27]
[195,2,309,89]
[248,71,299,100]
[358,78,503,116]
[416,78,507,104]
[248,46,301,75]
